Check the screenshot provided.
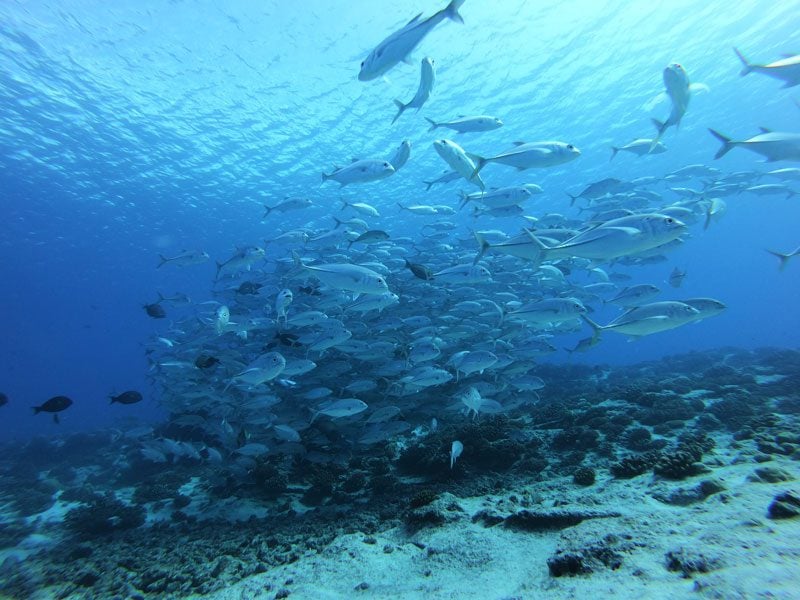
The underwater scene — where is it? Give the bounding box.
[1,0,800,598]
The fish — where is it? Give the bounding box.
[506,298,587,326]
[194,354,220,369]
[215,305,231,334]
[470,140,581,177]
[583,301,700,339]
[215,246,265,280]
[451,350,498,377]
[340,200,380,217]
[610,139,667,160]
[683,298,727,322]
[393,58,435,124]
[567,178,627,205]
[157,250,210,269]
[404,259,434,281]
[389,140,412,170]
[606,284,661,307]
[347,230,390,248]
[156,292,191,306]
[358,0,465,81]
[236,281,263,295]
[460,184,541,209]
[766,168,800,181]
[765,246,800,271]
[143,302,166,319]
[311,398,368,422]
[109,390,143,405]
[293,251,390,295]
[226,352,286,390]
[275,289,293,324]
[651,63,707,146]
[708,129,800,162]
[263,197,313,217]
[33,395,73,424]
[426,115,503,133]
[322,160,395,187]
[0,392,8,407]
[433,139,485,190]
[398,203,439,215]
[433,263,492,284]
[734,48,800,88]
[422,170,462,191]
[668,267,687,288]
[450,440,463,469]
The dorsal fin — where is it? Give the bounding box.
[512,141,526,146]
[759,126,773,134]
[405,12,423,26]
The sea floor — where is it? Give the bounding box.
[1,346,799,599]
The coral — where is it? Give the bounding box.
[551,426,599,451]
[622,427,653,451]
[573,467,596,486]
[409,489,438,509]
[405,493,465,530]
[767,491,800,519]
[665,548,721,577]
[610,453,658,479]
[63,493,146,538]
[709,395,756,429]
[547,534,628,577]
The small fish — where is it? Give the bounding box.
[393,57,435,124]
[215,305,231,335]
[652,63,692,145]
[0,392,8,408]
[389,140,412,171]
[194,354,220,369]
[275,289,293,324]
[404,259,434,281]
[422,170,462,191]
[348,230,390,248]
[471,140,581,177]
[450,440,463,469]
[157,250,210,269]
[143,302,166,319]
[765,246,800,271]
[610,138,667,160]
[311,398,368,422]
[263,197,312,217]
[322,160,395,187]
[33,395,73,424]
[110,390,143,405]
[157,292,191,306]
[433,139,485,190]
[668,267,687,288]
[358,0,465,81]
[426,115,503,133]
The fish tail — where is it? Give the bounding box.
[291,250,304,270]
[581,314,603,343]
[425,117,439,132]
[157,254,168,268]
[458,189,470,209]
[339,198,349,211]
[262,204,272,218]
[444,0,466,24]
[392,99,406,124]
[321,171,330,183]
[332,216,344,229]
[733,47,752,76]
[473,231,489,264]
[650,118,666,149]
[522,229,547,268]
[32,406,41,415]
[609,147,619,162]
[470,155,488,180]
[214,261,223,280]
[423,180,434,191]
[708,129,734,160]
[397,202,406,211]
[566,192,579,206]
[766,249,795,272]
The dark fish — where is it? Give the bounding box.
[33,395,73,424]
[298,285,322,296]
[0,392,7,408]
[668,267,687,288]
[276,332,302,348]
[109,390,143,405]
[404,259,434,281]
[195,355,220,369]
[143,303,166,319]
[236,281,263,295]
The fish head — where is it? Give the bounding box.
[654,215,687,239]
[561,143,581,159]
[493,118,504,128]
[664,63,690,89]
[373,161,396,178]
[358,49,387,81]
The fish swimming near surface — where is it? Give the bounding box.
[322,159,396,187]
[433,139,485,190]
[33,395,73,424]
[426,115,503,133]
[708,129,800,162]
[470,140,581,177]
[389,140,412,170]
[110,390,143,405]
[610,138,667,160]
[263,197,313,217]
[292,251,390,295]
[393,58,435,124]
[734,48,800,87]
[358,0,465,81]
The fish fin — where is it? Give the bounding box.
[580,314,603,343]
[758,126,773,134]
[339,198,349,211]
[423,180,434,191]
[444,0,465,24]
[157,254,168,268]
[214,261,223,280]
[396,202,406,211]
[566,192,579,206]
[425,117,439,132]
[610,147,619,162]
[650,118,666,149]
[689,82,710,94]
[332,216,344,229]
[291,250,304,270]
[473,231,489,264]
[512,141,526,146]
[321,172,330,182]
[32,406,41,415]
[766,249,794,272]
[458,189,470,209]
[708,129,735,159]
[733,47,752,76]
[262,204,272,218]
[405,12,423,26]
[470,154,488,179]
[392,99,406,124]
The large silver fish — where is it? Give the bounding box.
[734,48,800,88]
[358,1,465,81]
[709,129,800,162]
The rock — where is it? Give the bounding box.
[573,467,596,486]
[405,492,465,530]
[547,535,628,577]
[749,467,793,483]
[767,491,800,519]
[665,548,720,577]
[504,509,620,532]
[652,479,726,506]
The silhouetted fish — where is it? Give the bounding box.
[143,303,166,319]
[33,395,73,424]
[0,392,7,408]
[195,355,220,369]
[110,390,143,405]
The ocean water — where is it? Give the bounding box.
[1,1,799,598]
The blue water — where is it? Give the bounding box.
[1,0,798,441]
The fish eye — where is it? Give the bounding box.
[384,162,390,167]
[377,278,384,284]
[567,144,574,149]
[665,217,674,224]
[360,61,364,67]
